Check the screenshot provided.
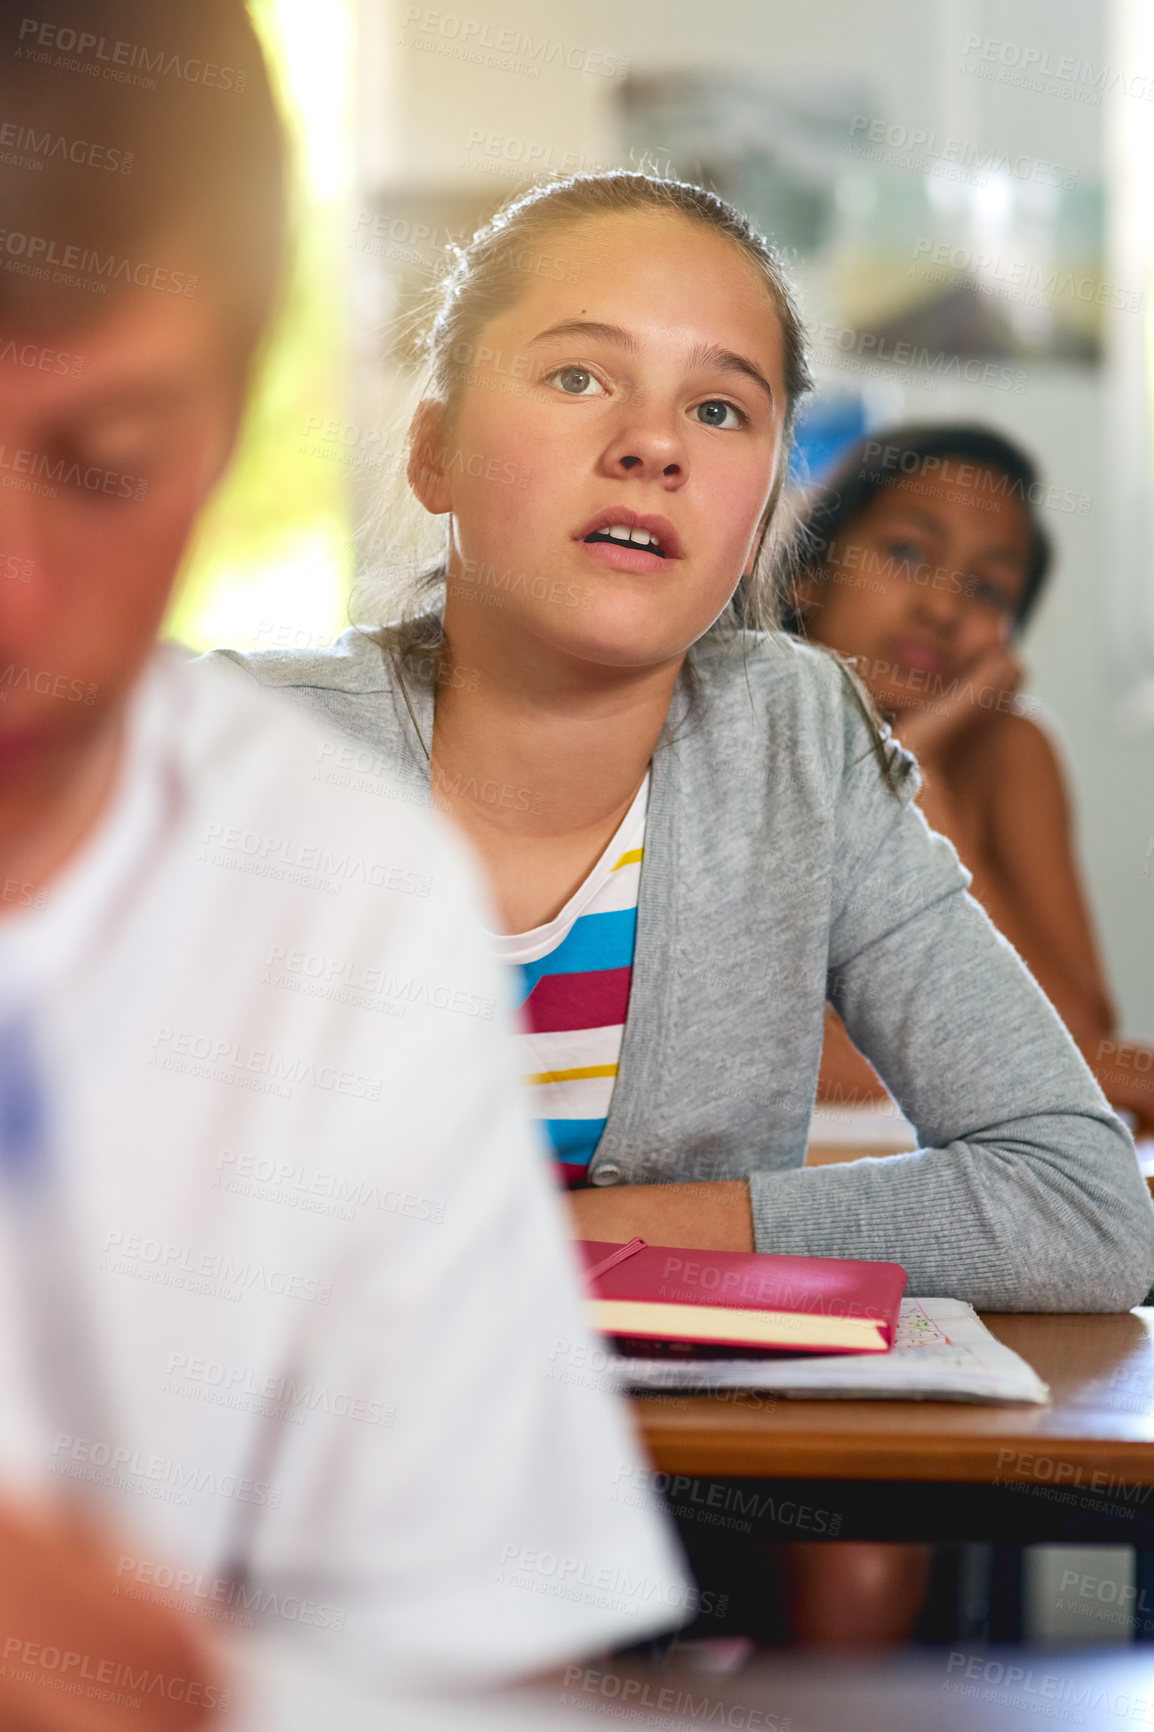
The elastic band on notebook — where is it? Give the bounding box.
[584,1237,647,1283]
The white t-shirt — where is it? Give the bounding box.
[0,650,690,1705]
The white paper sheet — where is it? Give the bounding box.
[615,1297,1050,1404]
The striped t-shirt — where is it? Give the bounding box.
[493,775,648,1188]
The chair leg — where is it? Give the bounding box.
[1134,1549,1154,1642]
[988,1545,1024,1643]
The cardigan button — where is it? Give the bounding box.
[590,1163,623,1186]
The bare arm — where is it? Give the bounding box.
[0,1505,222,1730]
[890,647,1090,1008]
[954,713,1114,1040]
[566,1180,754,1251]
[918,714,1154,1133]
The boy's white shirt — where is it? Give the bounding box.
[0,649,690,1700]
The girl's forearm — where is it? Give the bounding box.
[566,1180,754,1252]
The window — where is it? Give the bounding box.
[163,0,354,655]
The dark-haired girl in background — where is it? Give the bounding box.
[786,424,1154,1134]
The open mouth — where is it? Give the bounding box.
[583,525,667,558]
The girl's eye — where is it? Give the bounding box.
[693,400,744,430]
[546,366,605,397]
[59,415,157,470]
[885,538,923,565]
[965,577,1015,615]
[41,433,153,501]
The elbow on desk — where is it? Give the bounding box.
[1082,1113,1154,1311]
[944,1103,1154,1312]
[1030,1162,1154,1314]
[1041,1253,1154,1316]
[935,1231,1154,1315]
[1075,1208,1154,1313]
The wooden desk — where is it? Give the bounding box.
[635,1311,1154,1484]
[661,1137,1154,1541]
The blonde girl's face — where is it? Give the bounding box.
[420,209,789,671]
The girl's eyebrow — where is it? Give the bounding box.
[686,342,775,406]
[884,506,942,532]
[527,321,775,406]
[529,319,638,351]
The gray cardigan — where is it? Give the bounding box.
[205,626,1154,1311]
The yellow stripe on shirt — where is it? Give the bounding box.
[524,1062,620,1087]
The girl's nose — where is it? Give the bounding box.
[599,400,687,487]
[616,452,681,477]
[911,577,966,629]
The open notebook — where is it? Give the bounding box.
[614,1298,1050,1404]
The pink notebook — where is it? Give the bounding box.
[577,1238,907,1356]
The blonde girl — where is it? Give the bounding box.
[209,172,1153,1644]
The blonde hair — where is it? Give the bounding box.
[356,170,813,664]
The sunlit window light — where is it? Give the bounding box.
[163,0,354,654]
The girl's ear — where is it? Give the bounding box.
[407,399,452,514]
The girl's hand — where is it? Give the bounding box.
[895,644,1023,770]
[0,1503,224,1730]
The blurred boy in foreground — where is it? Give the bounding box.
[0,3,688,1724]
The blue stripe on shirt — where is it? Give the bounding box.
[515,908,638,1005]
[542,1117,606,1162]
